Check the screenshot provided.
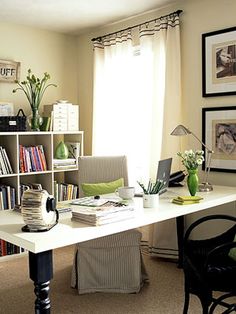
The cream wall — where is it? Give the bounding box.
[77,0,236,188]
[0,0,235,189]
[0,22,78,117]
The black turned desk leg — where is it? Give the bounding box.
[28,250,53,314]
[176,215,184,268]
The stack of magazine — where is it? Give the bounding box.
[53,158,77,170]
[71,199,135,226]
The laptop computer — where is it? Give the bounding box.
[135,157,172,196]
[156,157,172,195]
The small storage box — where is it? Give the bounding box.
[0,109,27,132]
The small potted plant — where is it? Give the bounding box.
[137,179,165,208]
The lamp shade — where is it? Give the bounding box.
[171,124,191,136]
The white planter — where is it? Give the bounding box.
[143,194,159,208]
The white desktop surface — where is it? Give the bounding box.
[0,185,236,254]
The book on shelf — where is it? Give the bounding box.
[0,149,7,174]
[0,239,24,257]
[53,158,77,170]
[0,239,7,256]
[53,158,76,165]
[71,200,135,226]
[54,165,77,170]
[38,145,47,171]
[0,146,13,175]
[1,147,13,174]
[0,184,16,210]
[54,181,78,202]
[19,145,24,173]
[32,146,42,171]
[40,116,51,131]
[19,144,47,173]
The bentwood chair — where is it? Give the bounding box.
[71,155,148,294]
[183,214,236,314]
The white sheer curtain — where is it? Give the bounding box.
[92,30,152,188]
[92,12,182,259]
[138,14,182,258]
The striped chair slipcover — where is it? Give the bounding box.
[71,155,148,294]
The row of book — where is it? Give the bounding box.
[0,239,25,257]
[54,181,79,202]
[0,184,16,210]
[0,146,13,175]
[19,144,47,173]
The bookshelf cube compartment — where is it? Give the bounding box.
[20,172,53,196]
[0,176,17,209]
[19,133,51,173]
[0,134,16,174]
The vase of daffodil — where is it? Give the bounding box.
[13,69,57,131]
[177,150,204,196]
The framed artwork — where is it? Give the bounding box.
[0,59,20,83]
[202,26,236,97]
[202,106,236,172]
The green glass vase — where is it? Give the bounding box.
[187,169,199,196]
[28,109,43,131]
[55,141,69,159]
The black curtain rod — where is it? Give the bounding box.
[91,9,183,42]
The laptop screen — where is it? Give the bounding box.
[156,158,172,193]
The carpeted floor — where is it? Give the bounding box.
[0,245,227,314]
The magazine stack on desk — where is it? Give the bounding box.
[71,200,135,226]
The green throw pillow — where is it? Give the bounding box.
[81,178,124,197]
[228,234,236,261]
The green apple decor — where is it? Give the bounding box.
[55,141,69,159]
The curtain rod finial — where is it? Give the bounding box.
[176,9,183,15]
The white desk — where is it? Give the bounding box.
[0,185,236,313]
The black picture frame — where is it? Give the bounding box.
[202,106,236,173]
[202,26,236,97]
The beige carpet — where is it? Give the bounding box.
[0,245,226,314]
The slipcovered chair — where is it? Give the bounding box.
[71,155,148,294]
[182,214,236,314]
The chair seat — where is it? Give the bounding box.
[207,259,236,292]
[71,229,149,294]
[182,216,236,313]
[184,254,236,293]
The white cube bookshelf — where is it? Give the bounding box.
[0,130,84,205]
[0,130,83,257]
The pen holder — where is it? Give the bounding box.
[143,194,159,208]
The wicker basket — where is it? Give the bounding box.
[0,109,27,132]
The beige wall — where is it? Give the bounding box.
[77,0,236,188]
[0,0,236,188]
[0,22,78,117]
